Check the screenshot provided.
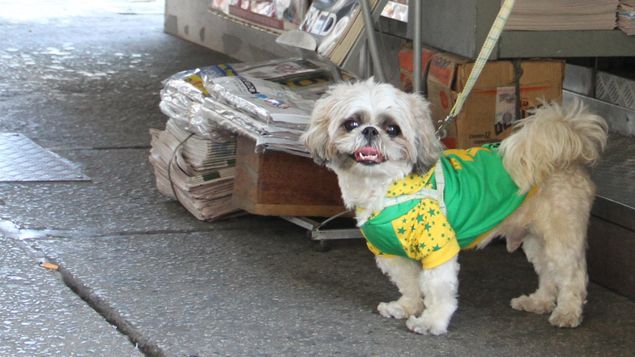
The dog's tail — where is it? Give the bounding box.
[499,100,608,193]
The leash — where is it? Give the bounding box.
[435,0,516,138]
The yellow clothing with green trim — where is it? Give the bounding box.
[359,144,527,269]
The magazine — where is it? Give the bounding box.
[381,0,408,22]
[299,0,360,57]
[222,0,308,31]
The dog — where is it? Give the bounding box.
[301,78,608,335]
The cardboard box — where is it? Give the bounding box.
[232,136,346,217]
[425,52,564,148]
[397,43,438,93]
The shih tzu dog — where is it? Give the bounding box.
[301,78,607,335]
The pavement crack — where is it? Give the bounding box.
[0,218,229,241]
[53,260,166,357]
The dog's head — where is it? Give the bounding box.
[301,78,443,181]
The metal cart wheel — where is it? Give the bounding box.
[314,239,331,252]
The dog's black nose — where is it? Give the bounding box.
[362,126,379,141]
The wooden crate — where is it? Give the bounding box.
[232,136,346,217]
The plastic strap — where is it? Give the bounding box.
[382,162,447,215]
[167,133,195,202]
[434,162,446,215]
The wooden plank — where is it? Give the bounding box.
[233,136,346,217]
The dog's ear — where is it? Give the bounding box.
[408,93,443,174]
[301,122,330,166]
[301,94,337,166]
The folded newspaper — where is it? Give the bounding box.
[159,58,343,156]
[150,58,346,220]
[206,76,313,127]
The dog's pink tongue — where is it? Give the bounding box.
[354,147,384,163]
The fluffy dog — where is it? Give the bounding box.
[301,78,607,335]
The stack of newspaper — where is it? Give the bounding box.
[159,58,338,156]
[506,0,619,31]
[150,58,341,220]
[149,120,237,221]
[619,1,635,35]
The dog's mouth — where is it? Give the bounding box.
[353,146,385,165]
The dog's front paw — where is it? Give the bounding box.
[406,314,448,336]
[511,294,555,315]
[378,298,423,319]
[378,301,409,319]
[549,307,583,328]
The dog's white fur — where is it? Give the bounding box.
[301,78,608,335]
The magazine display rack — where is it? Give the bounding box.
[166,0,635,79]
[272,0,391,246]
[275,0,389,81]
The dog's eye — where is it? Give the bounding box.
[343,118,360,131]
[385,124,401,137]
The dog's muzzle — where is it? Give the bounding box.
[354,146,385,165]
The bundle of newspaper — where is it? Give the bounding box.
[619,1,635,35]
[203,75,320,156]
[506,0,619,31]
[148,120,238,221]
[150,58,342,220]
[159,58,340,157]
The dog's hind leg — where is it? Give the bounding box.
[376,256,424,319]
[511,234,558,314]
[406,255,460,335]
[522,173,592,328]
[543,227,589,328]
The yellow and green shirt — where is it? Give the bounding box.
[359,144,527,269]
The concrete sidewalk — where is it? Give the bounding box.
[0,234,141,356]
[1,1,634,356]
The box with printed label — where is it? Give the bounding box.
[397,43,438,93]
[400,47,565,149]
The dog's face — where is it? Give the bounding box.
[302,79,442,181]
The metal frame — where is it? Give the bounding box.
[412,0,422,93]
[276,0,391,242]
[359,0,386,82]
[281,214,362,241]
